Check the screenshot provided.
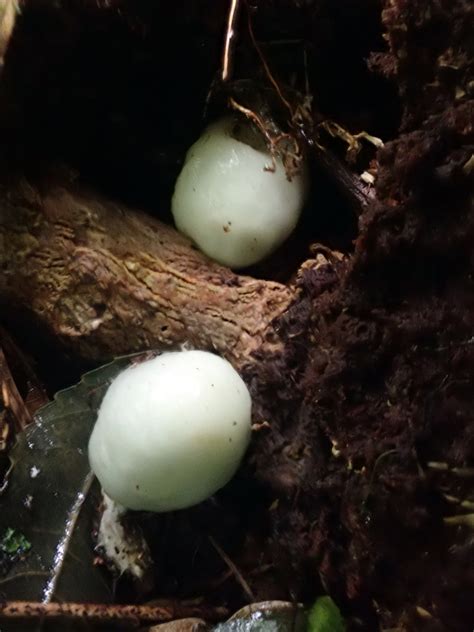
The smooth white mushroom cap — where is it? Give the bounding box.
[88,351,252,512]
[171,117,308,269]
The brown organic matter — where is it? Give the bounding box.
[0,0,473,631]
[245,2,474,630]
[247,100,474,631]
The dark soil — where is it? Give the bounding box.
[246,2,474,630]
[0,1,472,631]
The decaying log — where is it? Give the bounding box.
[0,179,295,367]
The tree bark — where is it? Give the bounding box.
[0,0,16,69]
[0,179,294,367]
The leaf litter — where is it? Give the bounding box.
[0,356,136,610]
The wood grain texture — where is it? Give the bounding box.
[0,180,295,366]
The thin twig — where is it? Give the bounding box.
[222,0,371,210]
[313,146,373,211]
[245,1,293,115]
[0,601,229,626]
[0,346,32,432]
[222,0,241,82]
[209,536,255,602]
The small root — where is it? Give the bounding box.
[209,536,255,602]
[317,120,384,161]
[221,0,241,82]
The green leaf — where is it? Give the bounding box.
[0,527,31,555]
[307,596,346,632]
[0,355,137,610]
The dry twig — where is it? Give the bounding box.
[222,0,241,82]
[245,2,293,117]
[209,536,255,602]
[0,601,229,626]
[0,346,32,432]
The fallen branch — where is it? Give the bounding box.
[0,600,229,626]
[0,179,295,367]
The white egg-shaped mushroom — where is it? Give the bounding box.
[171,116,308,269]
[88,350,252,512]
